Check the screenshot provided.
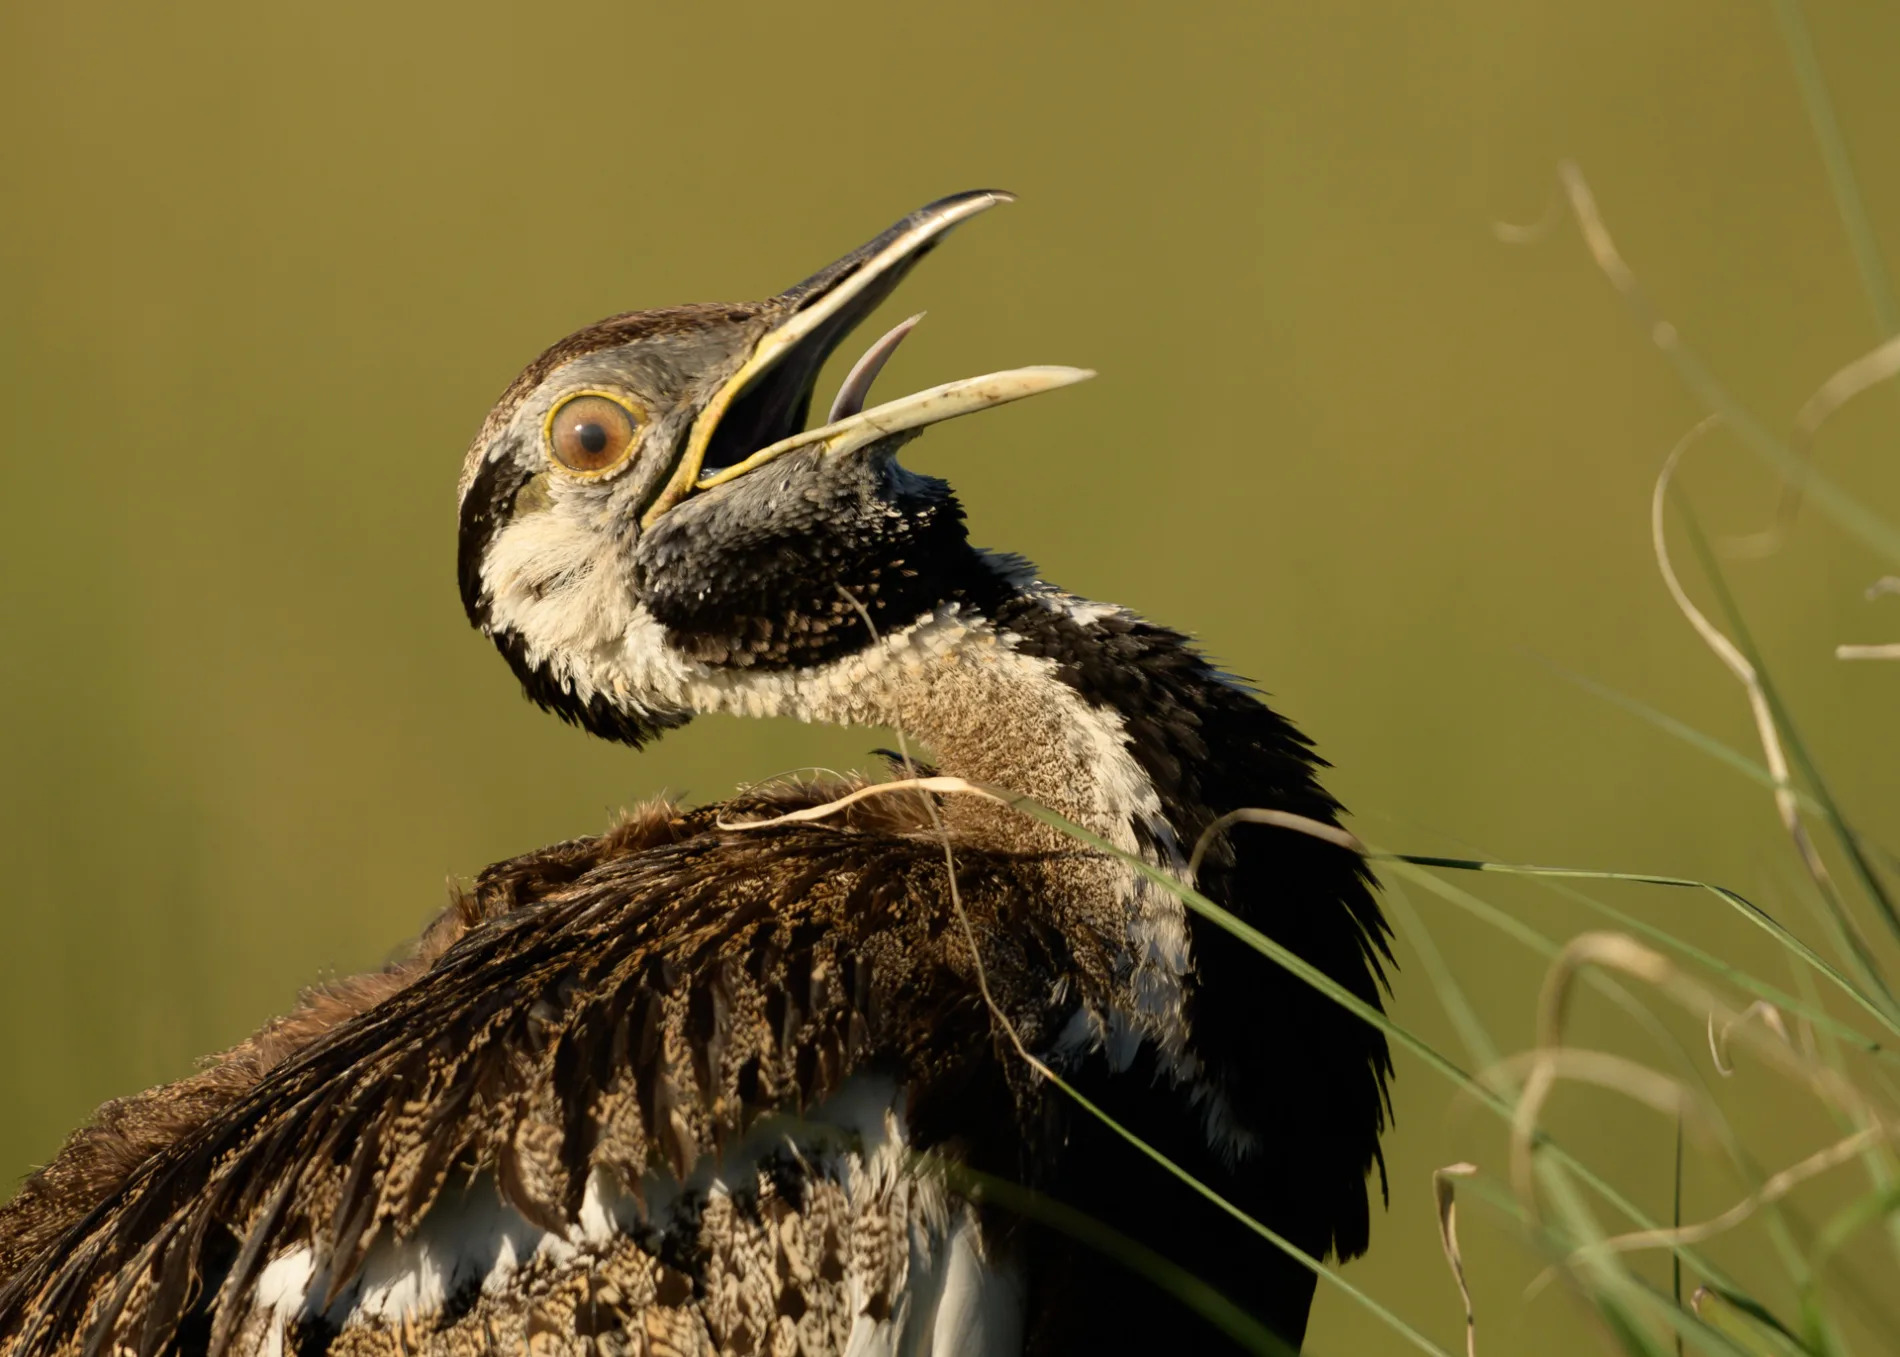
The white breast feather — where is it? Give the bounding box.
[239,1076,1024,1355]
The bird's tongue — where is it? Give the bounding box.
[827,313,926,423]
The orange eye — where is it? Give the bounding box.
[548,394,638,474]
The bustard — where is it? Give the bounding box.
[0,191,1393,1355]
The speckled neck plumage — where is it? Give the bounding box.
[466,422,1390,1150]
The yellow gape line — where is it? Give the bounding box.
[642,191,1012,528]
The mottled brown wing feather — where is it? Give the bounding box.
[0,789,1092,1357]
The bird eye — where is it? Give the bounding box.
[547,394,638,475]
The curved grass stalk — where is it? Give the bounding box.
[1380,859,1818,1287]
[1516,933,1898,1351]
[1540,161,1900,564]
[1454,1171,1812,1357]
[1383,868,1819,1335]
[1653,429,1900,1003]
[1672,499,1900,953]
[1582,1128,1883,1265]
[1002,796,1798,1327]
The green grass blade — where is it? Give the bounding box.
[1359,806,1888,1053]
[1769,0,1900,338]
[1006,795,1795,1317]
[1532,876,1883,1057]
[1023,1046,1449,1356]
[934,1161,1303,1357]
[1675,498,1900,951]
[1381,854,1899,1038]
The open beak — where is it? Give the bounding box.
[641,190,1093,527]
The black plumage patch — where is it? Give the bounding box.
[634,442,996,671]
[456,441,531,631]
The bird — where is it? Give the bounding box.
[0,190,1393,1356]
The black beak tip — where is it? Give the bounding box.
[778,190,1017,309]
[920,188,1016,213]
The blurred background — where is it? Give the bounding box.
[4,1,1898,1351]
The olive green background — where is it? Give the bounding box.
[5,2,1899,1351]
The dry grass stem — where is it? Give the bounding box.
[1432,1163,1481,1357]
[1497,1048,1707,1120]
[1707,1003,1793,1077]
[1188,808,1367,881]
[1650,422,1876,963]
[1491,193,1561,245]
[715,774,1011,831]
[1549,158,1900,565]
[1576,1126,1885,1268]
[1556,161,1651,313]
[1793,334,1900,445]
[1722,333,1900,555]
[1738,333,1900,550]
[1839,577,1900,657]
[1513,932,1892,1224]
[1505,1046,1710,1208]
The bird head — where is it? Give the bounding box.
[456,190,1091,745]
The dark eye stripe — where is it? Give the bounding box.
[457,441,533,625]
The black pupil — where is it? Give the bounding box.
[577,421,609,455]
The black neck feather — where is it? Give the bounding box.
[634,451,989,670]
[970,593,1395,1353]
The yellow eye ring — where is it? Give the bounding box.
[544,390,644,478]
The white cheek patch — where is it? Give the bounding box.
[481,509,638,690]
